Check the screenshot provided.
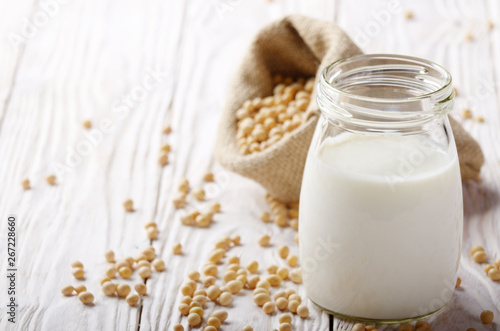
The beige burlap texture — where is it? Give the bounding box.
[215,15,484,203]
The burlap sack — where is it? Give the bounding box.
[216,15,484,203]
[449,116,484,181]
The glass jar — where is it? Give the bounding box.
[299,54,463,324]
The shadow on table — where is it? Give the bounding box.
[462,179,499,218]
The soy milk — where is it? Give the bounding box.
[299,134,462,320]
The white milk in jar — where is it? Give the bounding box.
[299,54,462,323]
[299,134,462,320]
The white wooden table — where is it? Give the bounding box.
[0,0,499,330]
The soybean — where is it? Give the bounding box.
[481,310,494,324]
[135,283,147,296]
[78,291,94,305]
[126,293,140,306]
[61,285,74,296]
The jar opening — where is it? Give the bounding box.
[317,54,454,133]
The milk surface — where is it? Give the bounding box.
[299,134,462,320]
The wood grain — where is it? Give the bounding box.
[335,0,500,329]
[0,0,498,331]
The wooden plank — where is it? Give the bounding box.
[334,0,500,329]
[1,0,498,330]
[0,0,334,330]
[0,0,38,122]
[141,1,335,330]
[0,0,182,330]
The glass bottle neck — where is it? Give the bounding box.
[317,54,455,135]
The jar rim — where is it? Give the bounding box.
[317,54,455,133]
[321,54,453,103]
